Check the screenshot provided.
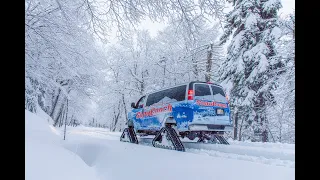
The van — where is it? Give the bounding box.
[127,81,233,140]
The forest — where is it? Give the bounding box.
[25,0,295,143]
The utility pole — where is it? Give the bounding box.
[205,43,213,82]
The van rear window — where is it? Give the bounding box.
[194,83,227,103]
[211,85,225,97]
[210,85,227,103]
[146,85,187,106]
[194,84,212,101]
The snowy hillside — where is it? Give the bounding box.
[26,110,294,180]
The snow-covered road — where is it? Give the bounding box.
[64,126,295,168]
[26,110,295,180]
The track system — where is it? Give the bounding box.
[212,134,229,145]
[120,127,138,144]
[120,126,229,152]
[152,125,185,152]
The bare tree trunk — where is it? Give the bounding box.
[262,130,268,142]
[233,111,238,140]
[140,71,146,95]
[261,114,268,142]
[59,104,66,127]
[122,93,128,122]
[112,101,121,132]
[50,80,69,119]
[238,116,244,141]
[192,56,199,80]
[267,126,275,142]
[160,57,166,87]
[68,114,74,126]
[50,88,61,118]
[53,102,65,127]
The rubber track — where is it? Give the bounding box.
[214,135,229,145]
[152,126,185,152]
[120,127,139,144]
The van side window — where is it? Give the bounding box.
[136,96,146,108]
[146,85,187,106]
[194,84,212,101]
[146,92,160,106]
[163,85,186,102]
[174,85,187,101]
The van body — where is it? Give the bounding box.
[128,81,233,136]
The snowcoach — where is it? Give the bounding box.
[120,81,233,151]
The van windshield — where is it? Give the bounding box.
[194,83,227,103]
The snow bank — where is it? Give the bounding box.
[35,104,53,123]
[25,110,99,180]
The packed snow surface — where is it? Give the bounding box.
[26,110,294,180]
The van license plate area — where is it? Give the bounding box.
[216,109,224,115]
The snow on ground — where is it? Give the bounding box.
[25,110,100,180]
[62,126,294,180]
[26,110,295,180]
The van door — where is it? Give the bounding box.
[210,85,230,125]
[143,85,187,130]
[140,91,165,130]
[192,83,216,124]
[131,96,145,129]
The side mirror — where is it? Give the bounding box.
[131,102,136,108]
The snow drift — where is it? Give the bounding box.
[25,110,99,180]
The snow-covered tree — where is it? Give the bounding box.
[266,12,295,143]
[219,0,283,142]
[25,0,106,126]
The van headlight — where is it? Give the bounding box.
[216,109,224,115]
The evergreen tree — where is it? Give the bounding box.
[219,0,283,142]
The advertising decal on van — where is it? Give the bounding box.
[195,100,227,108]
[136,104,173,119]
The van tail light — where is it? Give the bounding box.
[188,90,194,100]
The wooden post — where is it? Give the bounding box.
[63,99,68,140]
